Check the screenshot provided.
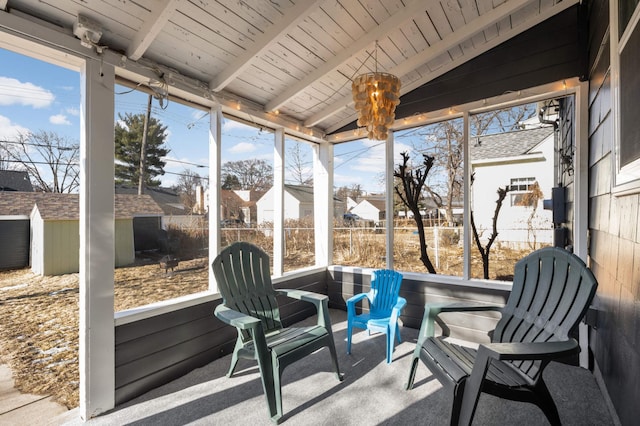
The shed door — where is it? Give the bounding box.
[0,219,30,270]
[132,217,162,251]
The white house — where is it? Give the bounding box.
[470,123,555,247]
[256,184,315,224]
[350,198,386,222]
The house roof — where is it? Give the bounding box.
[469,126,554,161]
[115,185,187,216]
[0,192,163,219]
[0,170,33,192]
[285,184,314,204]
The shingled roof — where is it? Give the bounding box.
[0,192,163,219]
[0,170,33,192]
[115,185,187,215]
[469,126,554,161]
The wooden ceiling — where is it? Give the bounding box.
[0,0,578,140]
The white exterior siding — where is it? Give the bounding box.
[471,134,555,247]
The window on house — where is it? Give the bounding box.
[509,177,538,207]
[612,0,640,192]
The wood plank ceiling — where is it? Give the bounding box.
[0,0,577,140]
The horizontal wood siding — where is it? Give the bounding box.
[328,267,509,344]
[587,1,639,424]
[114,269,328,405]
[0,219,29,270]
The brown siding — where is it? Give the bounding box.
[587,1,640,424]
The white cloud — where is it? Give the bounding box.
[0,115,30,140]
[228,142,257,154]
[50,114,71,125]
[223,119,251,131]
[66,106,80,116]
[0,77,54,108]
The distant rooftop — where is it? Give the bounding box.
[0,170,33,192]
[470,126,554,160]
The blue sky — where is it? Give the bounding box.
[0,47,411,193]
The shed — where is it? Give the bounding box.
[29,194,163,276]
[0,192,42,270]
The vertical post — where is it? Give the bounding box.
[273,128,285,276]
[385,131,394,269]
[574,82,590,368]
[463,111,471,279]
[208,104,222,292]
[138,94,152,195]
[79,57,115,420]
[314,141,333,266]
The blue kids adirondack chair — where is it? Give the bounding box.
[346,269,406,364]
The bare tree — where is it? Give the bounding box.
[470,173,510,279]
[394,152,437,274]
[173,169,203,212]
[221,159,273,191]
[1,130,79,193]
[286,142,313,185]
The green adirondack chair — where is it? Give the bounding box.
[212,242,343,424]
[406,247,598,425]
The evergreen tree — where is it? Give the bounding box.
[114,112,169,187]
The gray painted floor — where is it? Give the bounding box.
[60,309,615,425]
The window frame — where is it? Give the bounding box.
[611,0,640,194]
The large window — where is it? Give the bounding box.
[333,138,386,269]
[612,0,640,192]
[114,82,210,310]
[283,137,315,271]
[393,118,465,276]
[220,118,274,260]
[469,103,554,280]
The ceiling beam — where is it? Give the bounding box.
[306,0,540,128]
[126,0,179,60]
[264,0,426,113]
[322,0,579,134]
[209,0,324,92]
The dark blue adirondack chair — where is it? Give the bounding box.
[347,269,406,364]
[212,242,343,424]
[406,247,598,425]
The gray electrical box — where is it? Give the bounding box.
[551,186,566,224]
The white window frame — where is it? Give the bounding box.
[611,0,640,194]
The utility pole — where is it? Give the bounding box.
[138,94,152,195]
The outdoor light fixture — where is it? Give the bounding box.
[351,42,401,140]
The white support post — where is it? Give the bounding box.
[574,82,590,368]
[463,111,472,279]
[208,104,222,292]
[273,128,285,276]
[79,57,115,420]
[385,131,394,269]
[314,141,333,266]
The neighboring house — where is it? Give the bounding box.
[350,198,386,223]
[219,189,263,225]
[257,184,344,224]
[0,170,33,192]
[0,192,163,274]
[115,185,204,241]
[470,124,555,247]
